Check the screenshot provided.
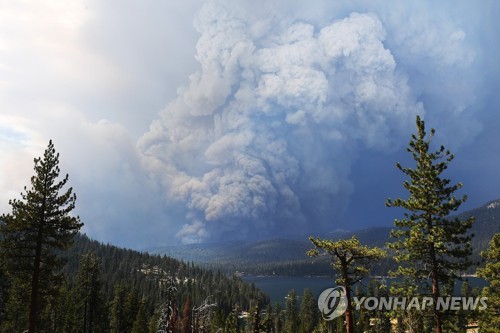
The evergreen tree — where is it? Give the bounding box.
[132,300,149,333]
[354,284,370,332]
[0,140,83,333]
[0,257,8,325]
[284,289,299,333]
[273,302,283,333]
[75,252,106,333]
[299,288,317,333]
[148,312,160,333]
[477,233,500,333]
[110,283,129,333]
[364,279,391,333]
[262,303,273,333]
[312,320,331,333]
[2,278,29,332]
[124,290,141,331]
[211,309,225,332]
[52,283,79,333]
[224,311,239,333]
[308,236,386,333]
[386,116,474,333]
[454,280,472,333]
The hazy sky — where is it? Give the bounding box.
[1,0,499,248]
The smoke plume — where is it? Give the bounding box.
[139,1,478,243]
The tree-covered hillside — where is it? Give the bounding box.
[0,141,268,332]
[1,232,269,332]
[65,233,269,305]
[73,233,268,329]
[153,200,500,276]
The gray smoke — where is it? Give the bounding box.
[138,1,479,244]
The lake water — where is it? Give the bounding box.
[243,276,488,306]
[243,276,334,306]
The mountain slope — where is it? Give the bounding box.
[151,199,500,276]
[62,233,269,308]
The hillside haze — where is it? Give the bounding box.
[149,199,500,276]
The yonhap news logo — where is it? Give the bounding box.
[317,285,488,321]
[317,286,348,320]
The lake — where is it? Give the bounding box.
[243,276,488,306]
[243,276,333,306]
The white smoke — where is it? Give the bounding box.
[139,2,477,244]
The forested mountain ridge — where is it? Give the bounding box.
[1,141,265,332]
[151,199,500,276]
[1,231,269,332]
[63,233,269,305]
[458,199,500,258]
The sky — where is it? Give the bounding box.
[0,0,499,249]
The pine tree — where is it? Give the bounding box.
[354,284,370,332]
[477,233,500,333]
[224,311,239,333]
[308,236,386,333]
[284,289,299,333]
[52,283,79,333]
[131,300,149,333]
[2,278,28,332]
[0,257,8,325]
[455,280,472,333]
[273,302,283,333]
[386,116,474,333]
[75,252,106,333]
[0,140,83,333]
[124,290,141,331]
[312,319,331,333]
[110,283,129,333]
[251,303,261,333]
[262,303,273,333]
[299,288,317,333]
[148,312,160,333]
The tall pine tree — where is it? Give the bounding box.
[477,233,500,333]
[284,289,299,333]
[0,140,83,333]
[386,116,474,333]
[75,252,106,333]
[299,288,317,333]
[308,236,386,333]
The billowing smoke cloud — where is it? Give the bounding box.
[138,2,478,244]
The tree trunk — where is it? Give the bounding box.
[28,226,44,333]
[341,259,354,333]
[253,304,261,333]
[430,241,442,333]
[344,284,354,333]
